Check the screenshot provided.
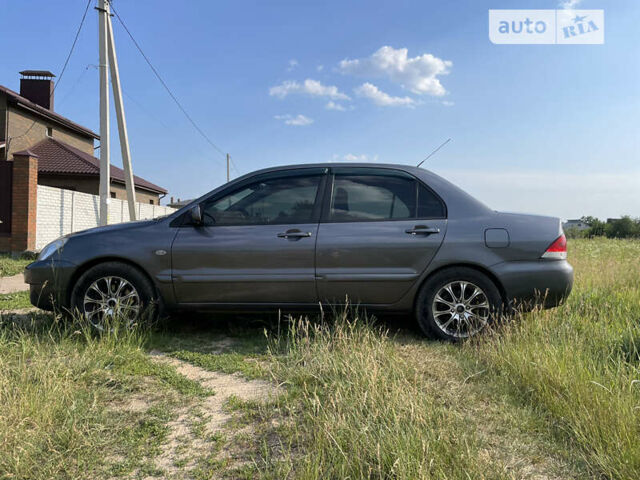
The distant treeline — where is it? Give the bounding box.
[565,216,640,239]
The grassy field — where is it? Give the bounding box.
[0,238,637,479]
[0,253,32,277]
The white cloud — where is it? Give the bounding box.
[442,100,455,107]
[274,114,314,126]
[287,59,299,71]
[559,0,582,9]
[269,79,350,100]
[339,46,452,96]
[332,153,379,162]
[316,65,324,72]
[325,101,350,111]
[354,83,416,107]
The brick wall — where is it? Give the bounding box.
[8,151,39,251]
[35,185,176,250]
[6,106,95,158]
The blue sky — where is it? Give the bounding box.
[1,0,638,219]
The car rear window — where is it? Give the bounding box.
[328,173,446,222]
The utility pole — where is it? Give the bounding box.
[226,153,230,182]
[107,10,137,219]
[98,0,110,226]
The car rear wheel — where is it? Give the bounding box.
[71,261,158,330]
[416,267,503,341]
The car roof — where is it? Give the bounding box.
[243,162,427,176]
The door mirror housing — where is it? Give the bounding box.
[189,204,203,225]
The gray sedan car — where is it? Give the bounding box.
[25,163,573,341]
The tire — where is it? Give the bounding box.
[415,267,503,342]
[70,261,159,330]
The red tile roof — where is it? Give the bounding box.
[29,137,167,194]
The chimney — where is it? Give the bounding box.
[19,70,55,111]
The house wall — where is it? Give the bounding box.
[109,182,161,205]
[38,174,162,204]
[5,105,94,159]
[0,94,7,146]
[35,185,175,250]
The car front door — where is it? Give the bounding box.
[315,167,447,305]
[171,168,327,305]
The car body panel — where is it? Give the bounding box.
[171,223,318,304]
[315,219,447,304]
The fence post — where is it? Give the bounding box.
[10,150,39,252]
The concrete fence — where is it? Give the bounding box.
[36,185,175,250]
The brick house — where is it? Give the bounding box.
[0,71,166,203]
[0,70,168,252]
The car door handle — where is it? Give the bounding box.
[277,229,312,239]
[405,225,440,235]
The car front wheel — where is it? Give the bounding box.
[416,267,503,341]
[70,261,158,330]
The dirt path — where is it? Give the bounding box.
[0,274,28,294]
[146,350,278,477]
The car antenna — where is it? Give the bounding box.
[417,138,451,168]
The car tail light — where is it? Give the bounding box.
[541,234,567,260]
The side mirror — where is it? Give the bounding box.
[189,204,203,225]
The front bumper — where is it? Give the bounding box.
[24,259,76,311]
[491,259,573,311]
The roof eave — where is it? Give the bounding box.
[38,171,167,195]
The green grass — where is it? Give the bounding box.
[0,253,32,277]
[260,314,507,479]
[0,238,637,479]
[0,316,209,479]
[0,290,32,310]
[462,238,640,479]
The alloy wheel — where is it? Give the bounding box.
[431,281,490,338]
[82,275,141,329]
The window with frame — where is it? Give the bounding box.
[417,183,446,218]
[201,174,322,226]
[329,174,416,222]
[329,173,445,222]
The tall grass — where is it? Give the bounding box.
[265,309,505,480]
[0,316,144,479]
[467,238,640,479]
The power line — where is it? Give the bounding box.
[58,64,94,107]
[10,0,92,142]
[229,155,241,176]
[110,3,228,161]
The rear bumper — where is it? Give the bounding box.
[24,259,76,311]
[491,259,573,310]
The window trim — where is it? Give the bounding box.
[177,168,329,228]
[319,167,447,224]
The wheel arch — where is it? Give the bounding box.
[67,256,159,306]
[412,262,508,312]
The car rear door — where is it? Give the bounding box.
[171,168,327,305]
[315,167,447,305]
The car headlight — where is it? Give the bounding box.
[38,237,69,261]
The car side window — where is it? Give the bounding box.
[201,175,322,226]
[329,174,416,222]
[417,183,446,218]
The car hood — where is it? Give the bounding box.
[66,219,157,238]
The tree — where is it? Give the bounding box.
[605,216,640,239]
[580,216,606,237]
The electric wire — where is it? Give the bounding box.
[110,3,228,163]
[9,0,92,142]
